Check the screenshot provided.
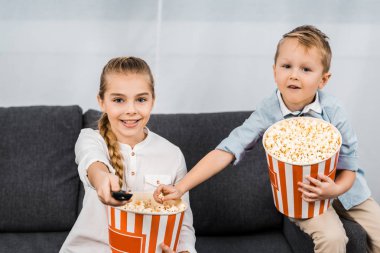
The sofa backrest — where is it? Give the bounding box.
[83,110,283,236]
[0,106,82,232]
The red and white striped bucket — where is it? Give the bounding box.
[265,152,338,219]
[263,118,341,219]
[108,193,186,253]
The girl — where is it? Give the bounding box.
[60,57,196,253]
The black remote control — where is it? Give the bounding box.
[111,191,133,201]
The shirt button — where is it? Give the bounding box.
[131,171,135,176]
[156,180,160,185]
[131,152,135,156]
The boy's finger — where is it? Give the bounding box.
[318,174,332,182]
[298,182,317,192]
[305,176,322,186]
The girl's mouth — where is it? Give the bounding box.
[121,119,140,128]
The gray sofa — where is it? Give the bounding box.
[0,105,367,253]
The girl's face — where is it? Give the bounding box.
[98,73,154,147]
[273,38,331,112]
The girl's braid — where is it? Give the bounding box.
[98,113,124,188]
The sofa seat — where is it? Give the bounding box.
[0,232,69,252]
[196,232,292,252]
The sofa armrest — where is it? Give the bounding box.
[282,216,367,253]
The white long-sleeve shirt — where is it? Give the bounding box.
[60,128,196,253]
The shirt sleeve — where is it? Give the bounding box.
[330,103,359,171]
[174,150,197,253]
[216,103,273,165]
[75,128,114,188]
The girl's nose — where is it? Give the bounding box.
[125,102,137,114]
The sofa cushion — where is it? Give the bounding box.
[196,232,292,253]
[147,111,284,235]
[0,106,82,232]
[83,110,283,235]
[0,232,68,253]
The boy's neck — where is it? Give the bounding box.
[277,91,320,115]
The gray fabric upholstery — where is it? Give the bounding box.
[0,232,68,252]
[196,232,293,253]
[0,106,82,231]
[0,107,368,252]
[148,112,283,235]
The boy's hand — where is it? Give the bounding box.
[154,184,184,203]
[298,174,340,202]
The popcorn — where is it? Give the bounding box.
[120,198,186,214]
[263,117,341,165]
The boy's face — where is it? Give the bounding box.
[273,38,331,112]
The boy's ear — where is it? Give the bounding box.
[97,95,105,112]
[272,64,276,79]
[319,72,331,89]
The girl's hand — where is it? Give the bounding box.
[160,243,175,253]
[160,243,189,253]
[298,174,340,202]
[153,185,184,203]
[96,172,128,206]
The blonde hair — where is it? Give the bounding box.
[98,57,155,188]
[274,25,332,73]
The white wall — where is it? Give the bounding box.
[1,0,380,202]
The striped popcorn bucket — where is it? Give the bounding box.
[263,118,342,219]
[108,193,186,253]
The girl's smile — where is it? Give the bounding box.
[98,73,154,147]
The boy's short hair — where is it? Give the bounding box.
[274,25,332,73]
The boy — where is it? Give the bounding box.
[154,25,380,253]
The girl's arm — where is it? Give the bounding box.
[75,129,126,206]
[87,162,126,206]
[154,149,234,202]
[298,169,356,202]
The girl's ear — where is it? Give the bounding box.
[97,95,105,112]
[319,72,331,89]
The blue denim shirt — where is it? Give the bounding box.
[216,89,371,210]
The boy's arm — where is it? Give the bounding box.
[154,149,234,202]
[298,169,356,202]
[177,149,235,194]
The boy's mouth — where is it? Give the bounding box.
[287,85,301,89]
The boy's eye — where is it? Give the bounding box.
[113,98,124,103]
[302,67,311,72]
[282,64,291,69]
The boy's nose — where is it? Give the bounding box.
[290,69,299,80]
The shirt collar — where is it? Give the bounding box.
[119,127,151,151]
[276,89,322,117]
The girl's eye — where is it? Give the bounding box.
[137,97,147,103]
[282,64,291,69]
[113,98,124,103]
